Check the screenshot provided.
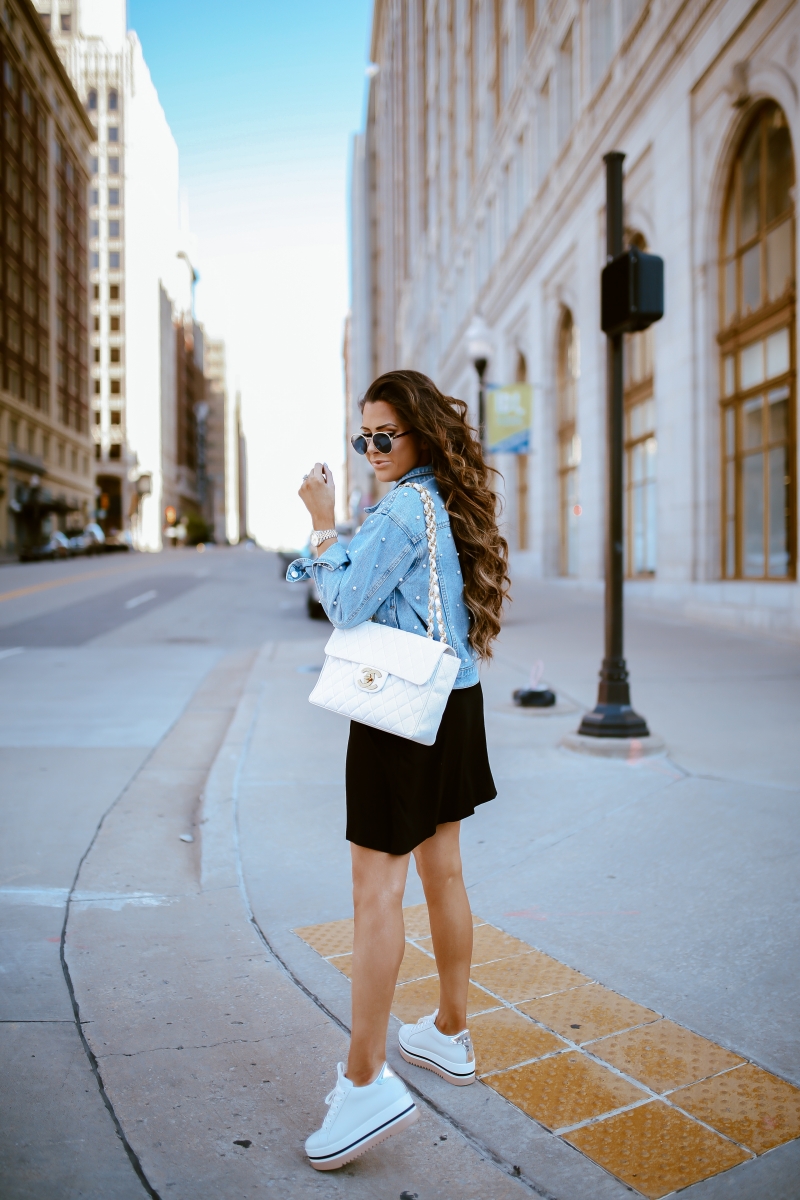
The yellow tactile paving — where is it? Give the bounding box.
[330,943,437,984]
[565,1101,751,1199]
[591,1019,745,1094]
[403,903,484,941]
[519,982,661,1044]
[670,1063,800,1154]
[470,1007,566,1075]
[293,917,353,958]
[417,922,531,966]
[402,903,432,939]
[294,904,799,1195]
[485,1049,647,1131]
[391,975,497,1024]
[471,950,590,1004]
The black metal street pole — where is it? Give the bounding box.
[578,152,649,738]
[474,356,488,448]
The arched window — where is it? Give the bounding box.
[87,89,97,111]
[624,232,657,575]
[556,309,580,575]
[108,89,118,111]
[720,102,795,579]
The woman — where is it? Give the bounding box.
[287,369,509,1171]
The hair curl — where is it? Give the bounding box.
[361,369,510,659]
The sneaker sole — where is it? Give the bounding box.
[307,1103,418,1171]
[398,1044,476,1086]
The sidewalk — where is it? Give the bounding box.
[64,580,800,1198]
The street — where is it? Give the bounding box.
[1,546,798,1199]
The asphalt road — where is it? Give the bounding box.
[0,546,797,1199]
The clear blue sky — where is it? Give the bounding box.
[127,0,373,546]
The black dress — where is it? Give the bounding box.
[345,683,496,856]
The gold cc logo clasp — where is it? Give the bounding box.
[356,665,384,692]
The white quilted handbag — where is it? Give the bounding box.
[308,484,461,745]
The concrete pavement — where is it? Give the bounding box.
[1,548,798,1198]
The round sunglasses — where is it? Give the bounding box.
[350,430,411,456]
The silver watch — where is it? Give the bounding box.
[310,528,338,548]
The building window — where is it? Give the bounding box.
[556,26,573,148]
[536,76,551,185]
[109,444,121,460]
[110,284,120,300]
[60,11,71,32]
[109,219,120,237]
[108,126,119,143]
[108,90,118,111]
[109,188,119,206]
[557,308,580,576]
[108,156,119,174]
[91,252,100,268]
[591,0,615,89]
[624,334,657,576]
[110,315,120,331]
[624,234,657,576]
[719,102,795,580]
[110,346,120,363]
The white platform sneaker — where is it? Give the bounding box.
[398,1010,476,1085]
[305,1061,418,1171]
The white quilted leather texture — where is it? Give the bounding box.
[309,630,461,745]
[324,624,451,685]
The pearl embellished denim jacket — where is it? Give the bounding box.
[286,465,479,689]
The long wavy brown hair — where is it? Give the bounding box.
[361,370,510,659]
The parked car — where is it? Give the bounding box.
[68,522,106,556]
[19,531,72,562]
[104,529,132,552]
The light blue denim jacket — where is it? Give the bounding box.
[286,465,479,688]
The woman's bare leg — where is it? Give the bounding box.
[413,822,472,1036]
[347,844,411,1086]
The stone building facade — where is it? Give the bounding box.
[350,0,799,637]
[1,0,94,554]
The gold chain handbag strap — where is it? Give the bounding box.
[403,483,448,644]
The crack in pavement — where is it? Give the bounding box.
[97,1037,266,1059]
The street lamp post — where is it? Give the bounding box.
[578,151,664,739]
[466,315,492,447]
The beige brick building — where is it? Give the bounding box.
[1,0,94,554]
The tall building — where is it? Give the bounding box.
[236,390,248,542]
[40,0,197,550]
[354,0,799,638]
[1,0,94,554]
[204,336,233,544]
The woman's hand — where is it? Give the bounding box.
[299,462,336,531]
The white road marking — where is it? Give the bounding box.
[125,589,157,610]
[0,647,23,661]
[0,886,175,909]
[0,886,69,907]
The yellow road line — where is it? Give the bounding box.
[0,562,144,605]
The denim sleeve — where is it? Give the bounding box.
[285,514,418,628]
